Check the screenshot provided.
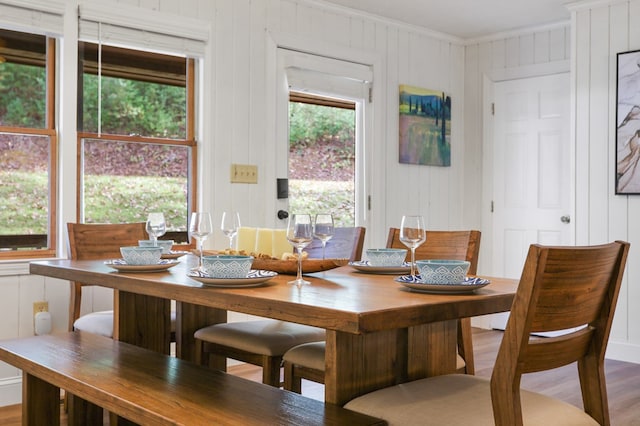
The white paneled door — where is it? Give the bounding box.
[490,73,572,331]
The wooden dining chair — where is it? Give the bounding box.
[282,228,480,393]
[67,222,176,339]
[193,226,366,387]
[344,241,630,426]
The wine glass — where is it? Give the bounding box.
[400,215,426,276]
[146,212,166,246]
[221,211,241,249]
[314,213,334,259]
[189,212,212,272]
[286,214,313,286]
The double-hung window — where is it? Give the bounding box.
[0,28,57,258]
[77,42,196,243]
[75,1,208,244]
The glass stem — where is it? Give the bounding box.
[322,242,326,260]
[296,247,303,282]
[410,248,417,276]
[198,239,204,270]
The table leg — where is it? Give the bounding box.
[22,372,61,426]
[323,319,458,406]
[118,291,171,354]
[407,319,458,379]
[175,302,226,362]
[67,393,103,426]
[324,328,407,406]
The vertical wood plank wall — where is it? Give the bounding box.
[571,0,640,361]
[1,0,639,406]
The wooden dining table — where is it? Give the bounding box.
[30,256,517,406]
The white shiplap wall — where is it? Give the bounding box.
[570,0,640,362]
[464,24,571,277]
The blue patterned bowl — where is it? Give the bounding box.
[120,246,163,265]
[366,248,407,267]
[416,259,470,284]
[139,239,174,254]
[202,255,254,279]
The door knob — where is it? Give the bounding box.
[277,210,289,220]
[560,215,571,224]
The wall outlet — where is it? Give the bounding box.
[33,301,49,316]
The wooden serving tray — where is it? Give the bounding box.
[251,258,349,275]
[198,250,348,275]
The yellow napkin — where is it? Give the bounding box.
[237,227,257,253]
[255,228,273,256]
[272,229,291,259]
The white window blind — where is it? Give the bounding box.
[0,0,65,35]
[78,1,209,57]
[280,49,373,101]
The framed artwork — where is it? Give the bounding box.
[616,49,640,194]
[399,84,451,166]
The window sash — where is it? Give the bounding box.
[0,35,56,259]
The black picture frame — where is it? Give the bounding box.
[616,49,640,194]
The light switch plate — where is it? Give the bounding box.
[230,164,258,184]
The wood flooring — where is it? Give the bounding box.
[0,328,638,425]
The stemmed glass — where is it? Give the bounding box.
[189,212,212,272]
[221,211,241,249]
[314,213,334,259]
[146,212,166,246]
[286,214,313,286]
[400,215,426,276]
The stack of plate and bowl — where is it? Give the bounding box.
[189,255,278,288]
[348,248,410,274]
[396,259,490,294]
[103,246,181,272]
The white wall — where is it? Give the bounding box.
[464,24,571,274]
[569,0,640,363]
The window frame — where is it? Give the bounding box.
[75,47,197,246]
[0,36,57,259]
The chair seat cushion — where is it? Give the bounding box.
[74,310,177,338]
[284,342,466,373]
[194,320,325,356]
[73,310,114,338]
[344,374,599,426]
[283,342,326,370]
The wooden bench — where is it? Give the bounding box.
[0,332,386,426]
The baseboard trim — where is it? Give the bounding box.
[0,376,21,407]
[607,340,640,364]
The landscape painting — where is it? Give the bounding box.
[616,49,640,194]
[399,85,451,166]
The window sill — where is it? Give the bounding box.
[0,257,59,276]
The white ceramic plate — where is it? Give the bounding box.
[105,259,180,273]
[395,275,491,294]
[188,269,278,288]
[349,260,411,275]
[161,250,190,259]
